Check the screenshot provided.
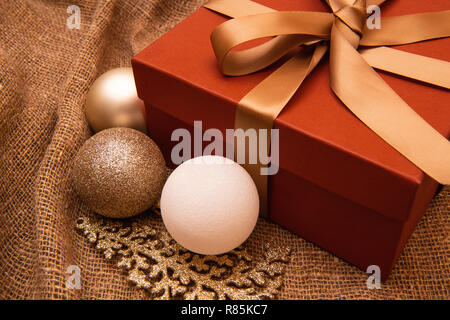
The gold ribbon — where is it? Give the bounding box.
[204,0,450,217]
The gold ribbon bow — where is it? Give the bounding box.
[205,0,450,217]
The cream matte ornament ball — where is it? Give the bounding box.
[161,155,259,255]
[86,67,147,133]
[72,127,166,219]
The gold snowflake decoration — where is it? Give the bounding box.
[76,215,290,300]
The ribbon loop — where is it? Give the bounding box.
[210,11,333,75]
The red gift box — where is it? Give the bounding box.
[132,0,450,280]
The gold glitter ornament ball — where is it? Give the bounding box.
[72,127,166,219]
[86,67,147,133]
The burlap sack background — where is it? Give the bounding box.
[0,0,448,299]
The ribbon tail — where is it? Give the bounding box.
[360,47,450,89]
[330,22,450,184]
[360,10,450,46]
[236,45,327,217]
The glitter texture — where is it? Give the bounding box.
[76,213,291,300]
[71,127,166,218]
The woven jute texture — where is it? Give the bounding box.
[0,0,448,300]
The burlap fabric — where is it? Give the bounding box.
[0,0,448,300]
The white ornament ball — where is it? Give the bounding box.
[160,155,259,255]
